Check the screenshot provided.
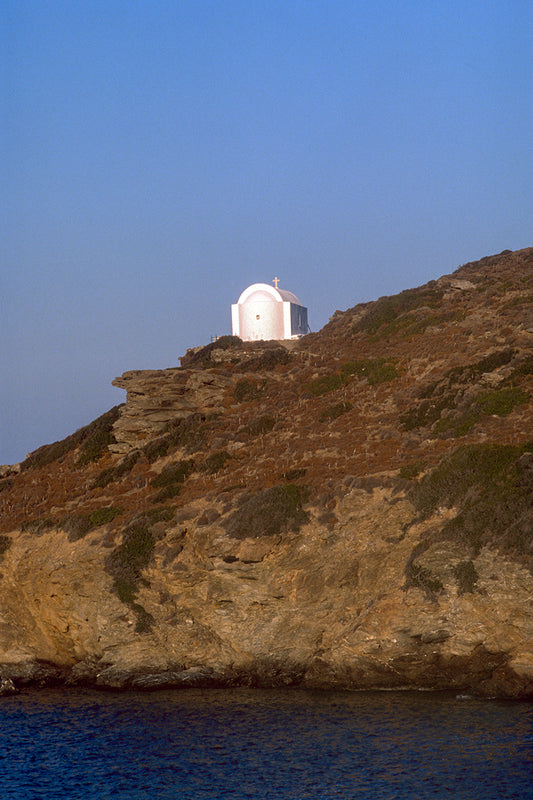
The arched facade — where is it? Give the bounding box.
[231,283,308,342]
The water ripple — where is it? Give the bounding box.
[0,689,532,799]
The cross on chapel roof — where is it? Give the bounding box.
[273,276,280,289]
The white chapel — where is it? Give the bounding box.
[231,278,308,342]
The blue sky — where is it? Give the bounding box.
[2,0,532,465]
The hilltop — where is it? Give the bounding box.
[1,247,532,696]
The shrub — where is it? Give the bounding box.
[180,335,243,367]
[307,359,397,398]
[224,484,310,539]
[137,415,210,466]
[152,484,183,503]
[88,506,123,526]
[22,406,122,471]
[243,348,291,371]
[161,414,209,455]
[399,461,426,480]
[400,395,453,431]
[508,354,533,380]
[319,402,353,422]
[199,451,231,474]
[143,436,172,463]
[63,506,123,541]
[281,468,307,481]
[405,562,444,596]
[471,385,529,415]
[73,406,121,466]
[21,518,56,535]
[139,506,175,524]
[63,514,94,540]
[410,441,533,562]
[92,452,140,488]
[150,459,195,503]
[75,428,115,467]
[306,373,347,396]
[454,560,478,594]
[234,378,266,402]
[412,443,518,517]
[244,415,276,437]
[353,285,443,336]
[400,350,528,436]
[435,387,529,436]
[151,459,195,488]
[0,534,11,558]
[446,349,515,383]
[131,603,154,634]
[105,520,156,630]
[342,358,398,385]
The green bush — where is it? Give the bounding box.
[92,452,140,488]
[454,560,478,594]
[306,373,347,396]
[399,461,426,480]
[180,335,243,367]
[152,484,183,503]
[507,354,533,380]
[243,348,291,371]
[161,414,209,455]
[199,450,231,473]
[75,428,115,467]
[105,520,156,630]
[355,307,464,341]
[63,506,123,541]
[342,358,398,385]
[244,415,276,437]
[22,406,122,471]
[400,395,453,431]
[353,285,443,336]
[435,387,529,436]
[131,603,154,633]
[151,459,195,488]
[307,358,397,398]
[234,377,266,402]
[411,442,533,561]
[137,415,210,466]
[281,468,307,481]
[150,459,195,503]
[405,562,444,595]
[470,385,529,415]
[139,506,175,524]
[445,349,515,384]
[0,534,11,558]
[224,485,310,539]
[0,478,13,493]
[63,514,94,540]
[21,518,56,535]
[88,506,123,526]
[143,437,171,463]
[319,402,353,422]
[400,350,528,436]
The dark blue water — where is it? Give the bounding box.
[0,688,532,799]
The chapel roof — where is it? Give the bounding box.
[237,283,303,306]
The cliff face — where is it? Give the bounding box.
[1,248,532,696]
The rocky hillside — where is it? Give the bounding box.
[1,247,532,696]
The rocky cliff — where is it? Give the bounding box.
[1,247,532,696]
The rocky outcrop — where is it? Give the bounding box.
[111,368,233,453]
[1,247,532,696]
[1,480,532,696]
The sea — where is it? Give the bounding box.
[1,688,532,799]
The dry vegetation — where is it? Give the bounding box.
[1,247,532,571]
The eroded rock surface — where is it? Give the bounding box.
[1,248,532,696]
